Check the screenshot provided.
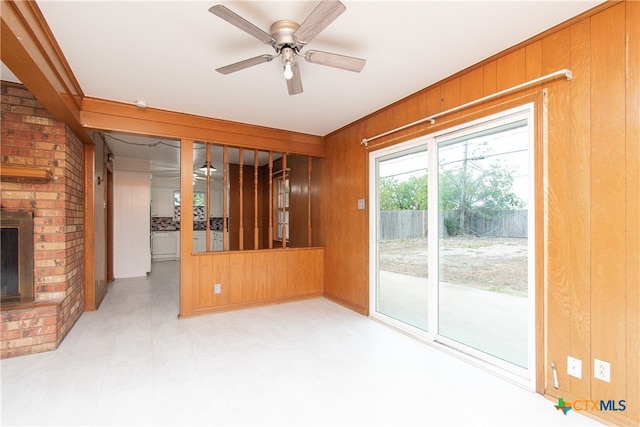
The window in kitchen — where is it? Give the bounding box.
[172,191,205,206]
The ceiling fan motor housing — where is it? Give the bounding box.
[270,20,301,51]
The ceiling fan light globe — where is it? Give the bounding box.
[199,162,217,175]
[283,61,294,80]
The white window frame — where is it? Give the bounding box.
[369,103,536,389]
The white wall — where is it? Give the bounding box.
[113,171,151,278]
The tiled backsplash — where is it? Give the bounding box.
[151,206,225,231]
[151,217,179,231]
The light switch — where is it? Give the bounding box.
[357,199,365,210]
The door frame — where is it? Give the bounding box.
[368,102,540,390]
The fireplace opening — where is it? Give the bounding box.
[1,211,34,304]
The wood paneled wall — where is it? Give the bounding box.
[185,248,324,317]
[322,2,638,424]
[180,140,324,318]
[227,156,317,250]
[283,155,314,248]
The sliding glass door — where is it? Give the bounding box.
[373,145,429,331]
[436,118,531,372]
[370,105,535,383]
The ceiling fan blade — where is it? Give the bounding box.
[216,54,274,75]
[304,50,366,72]
[209,5,275,45]
[286,62,303,95]
[293,0,346,45]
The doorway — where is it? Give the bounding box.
[369,105,536,385]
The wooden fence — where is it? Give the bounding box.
[379,210,528,240]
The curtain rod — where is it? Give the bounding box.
[361,68,572,146]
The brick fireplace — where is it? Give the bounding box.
[1,81,85,358]
[1,211,34,304]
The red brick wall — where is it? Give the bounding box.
[1,81,85,358]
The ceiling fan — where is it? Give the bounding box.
[209,0,366,95]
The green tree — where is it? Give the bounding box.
[440,159,524,235]
[379,174,428,210]
[379,159,523,235]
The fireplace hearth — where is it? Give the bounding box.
[1,211,34,305]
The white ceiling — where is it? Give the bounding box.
[2,0,603,169]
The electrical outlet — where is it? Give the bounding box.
[594,358,611,382]
[567,356,582,379]
[213,283,222,295]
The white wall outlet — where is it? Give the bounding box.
[213,283,222,295]
[567,356,582,379]
[594,358,611,382]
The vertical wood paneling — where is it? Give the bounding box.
[405,95,420,124]
[198,253,230,307]
[483,61,497,96]
[590,2,626,401]
[439,77,461,117]
[285,251,299,297]
[253,251,268,301]
[496,48,526,92]
[83,143,96,310]
[460,67,484,115]
[198,256,211,308]
[229,252,245,304]
[568,17,592,400]
[425,86,441,117]
[179,139,194,317]
[242,252,256,302]
[307,248,324,295]
[192,256,201,311]
[188,248,323,316]
[288,155,310,248]
[542,26,572,397]
[323,123,368,313]
[320,2,637,423]
[270,249,287,300]
[625,1,640,421]
[525,41,542,81]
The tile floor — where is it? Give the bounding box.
[1,261,601,426]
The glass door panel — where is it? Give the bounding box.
[375,145,429,331]
[437,120,530,368]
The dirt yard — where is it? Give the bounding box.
[378,237,528,296]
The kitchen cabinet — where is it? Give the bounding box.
[211,231,223,251]
[193,230,223,252]
[193,231,206,253]
[151,188,175,218]
[152,231,178,260]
